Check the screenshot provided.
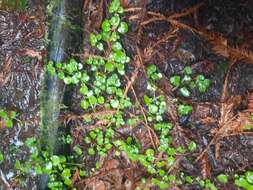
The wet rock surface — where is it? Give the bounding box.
[1,0,253,189]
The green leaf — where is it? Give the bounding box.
[170,75,181,87]
[102,19,111,32]
[58,71,65,79]
[73,145,82,156]
[0,110,7,119]
[118,22,128,34]
[179,87,191,97]
[51,155,61,166]
[114,50,126,63]
[246,171,253,184]
[110,99,120,108]
[185,176,193,184]
[5,119,13,128]
[235,177,253,190]
[117,6,124,14]
[147,64,157,75]
[167,156,174,166]
[217,174,228,184]
[63,76,72,84]
[35,164,42,175]
[81,100,89,110]
[96,42,104,51]
[80,84,89,95]
[144,95,151,105]
[188,141,197,152]
[88,148,95,155]
[116,63,125,75]
[183,66,192,75]
[178,104,193,116]
[146,149,155,157]
[25,137,36,147]
[44,162,53,174]
[81,72,90,82]
[110,15,120,27]
[79,170,86,177]
[56,62,62,69]
[110,31,120,42]
[109,0,120,13]
[196,74,205,82]
[89,95,97,106]
[46,62,56,76]
[182,75,192,84]
[105,61,114,72]
[149,104,159,114]
[112,42,122,51]
[98,96,105,104]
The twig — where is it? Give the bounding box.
[130,85,159,149]
[0,169,12,190]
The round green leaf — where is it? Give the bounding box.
[217,174,228,184]
[105,61,114,72]
[110,99,120,108]
[180,87,190,97]
[118,22,128,34]
[81,100,89,110]
[102,19,111,32]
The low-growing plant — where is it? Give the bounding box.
[217,173,228,184]
[234,171,253,190]
[42,0,215,189]
[170,66,211,97]
[177,104,193,116]
[0,108,16,128]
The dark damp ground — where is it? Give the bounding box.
[1,0,253,189]
[0,1,44,189]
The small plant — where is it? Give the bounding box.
[217,173,228,184]
[235,171,253,190]
[177,104,193,116]
[14,137,86,190]
[170,66,211,97]
[147,64,162,81]
[197,178,218,190]
[43,0,214,189]
[144,95,166,122]
[188,141,197,152]
[0,108,16,128]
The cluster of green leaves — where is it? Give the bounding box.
[147,65,162,81]
[14,137,84,190]
[44,0,132,188]
[197,178,218,190]
[234,171,253,190]
[177,104,193,116]
[44,0,215,189]
[47,1,131,113]
[84,127,114,157]
[144,95,166,122]
[170,66,211,97]
[0,108,16,128]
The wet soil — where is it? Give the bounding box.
[1,0,253,190]
[0,1,44,189]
